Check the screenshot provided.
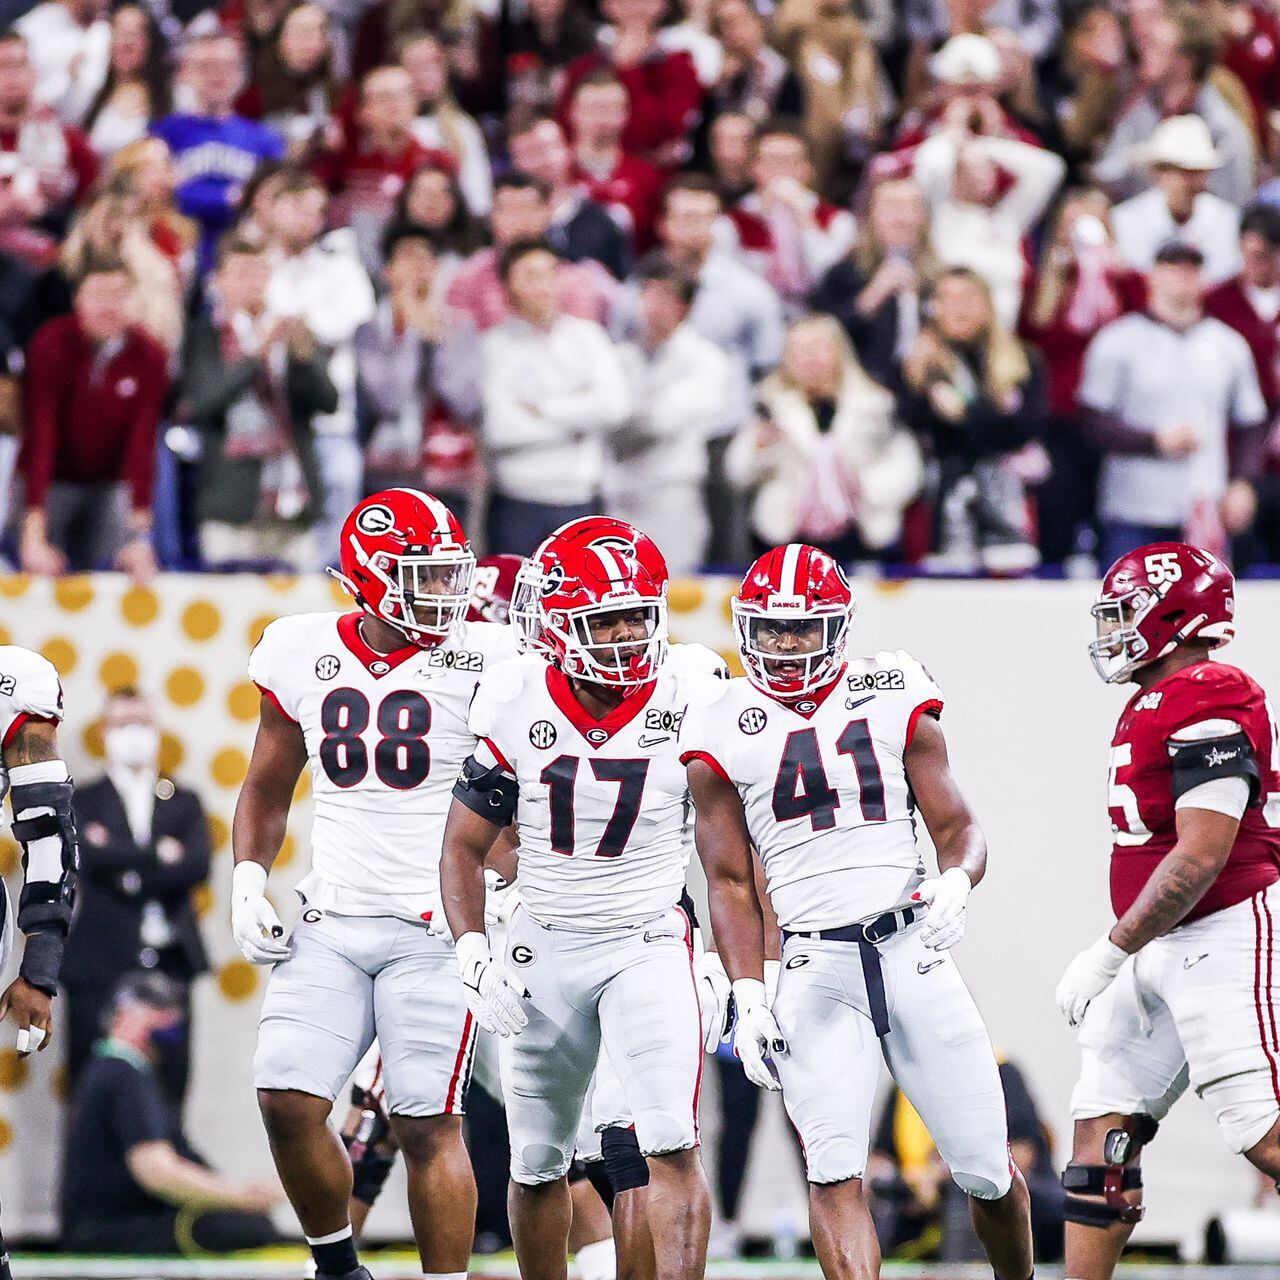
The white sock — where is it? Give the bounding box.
[422,1273,468,1280]
[575,1238,617,1280]
[305,1226,354,1246]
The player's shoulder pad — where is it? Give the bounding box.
[845,649,942,700]
[473,651,541,707]
[1156,661,1257,730]
[668,641,731,680]
[252,611,340,658]
[0,645,63,721]
[457,619,520,662]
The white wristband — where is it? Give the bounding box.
[455,931,491,967]
[232,861,269,899]
[732,977,767,1013]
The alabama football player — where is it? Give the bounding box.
[683,543,1034,1280]
[1055,543,1280,1280]
[0,646,77,1280]
[231,489,516,1280]
[440,538,719,1280]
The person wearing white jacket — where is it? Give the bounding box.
[265,171,377,567]
[913,119,1065,328]
[727,315,922,559]
[481,240,631,554]
[607,263,731,575]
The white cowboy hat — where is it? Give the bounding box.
[1144,114,1222,171]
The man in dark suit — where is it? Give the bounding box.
[63,688,211,1105]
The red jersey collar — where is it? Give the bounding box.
[546,666,656,747]
[337,612,421,677]
[759,664,848,720]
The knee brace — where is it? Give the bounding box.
[583,1158,615,1212]
[1062,1115,1158,1228]
[343,1090,396,1207]
[601,1125,649,1194]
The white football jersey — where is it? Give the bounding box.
[249,611,517,921]
[681,650,944,931]
[0,646,64,799]
[468,648,726,931]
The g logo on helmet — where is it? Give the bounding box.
[541,563,566,596]
[355,504,396,536]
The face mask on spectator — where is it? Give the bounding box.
[105,724,160,770]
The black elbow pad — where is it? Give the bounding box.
[11,776,78,936]
[1168,732,1261,804]
[453,755,518,826]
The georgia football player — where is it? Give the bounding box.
[440,539,720,1280]
[682,543,1034,1280]
[0,646,77,1280]
[508,519,734,1280]
[231,490,516,1280]
[1055,543,1280,1280]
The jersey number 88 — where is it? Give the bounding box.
[319,688,432,789]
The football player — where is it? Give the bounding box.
[683,544,1034,1280]
[0,645,77,1280]
[1055,543,1280,1280]
[231,489,516,1280]
[440,538,720,1280]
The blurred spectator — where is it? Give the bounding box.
[564,69,664,251]
[19,261,167,579]
[636,173,784,564]
[657,0,722,90]
[235,3,340,163]
[1205,201,1280,412]
[558,0,703,170]
[1055,3,1130,163]
[812,176,936,386]
[721,120,856,310]
[14,0,111,128]
[913,113,1064,327]
[1111,115,1243,284]
[705,0,804,127]
[1078,240,1267,566]
[446,173,615,332]
[728,314,921,561]
[0,31,99,270]
[61,971,284,1255]
[769,0,889,190]
[150,32,285,275]
[902,0,1061,66]
[506,0,598,119]
[64,688,211,1101]
[82,3,170,156]
[104,137,199,279]
[897,267,1046,572]
[1020,189,1145,564]
[220,0,298,92]
[314,64,453,271]
[351,0,497,101]
[1209,0,1280,161]
[0,250,31,519]
[707,110,754,205]
[394,159,486,267]
[177,234,336,569]
[402,33,491,216]
[1093,5,1254,207]
[606,260,729,573]
[262,167,376,566]
[354,224,478,497]
[480,240,629,554]
[508,114,632,279]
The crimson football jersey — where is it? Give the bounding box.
[1108,659,1280,921]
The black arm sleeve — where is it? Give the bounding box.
[1168,732,1261,805]
[11,775,78,994]
[452,755,518,827]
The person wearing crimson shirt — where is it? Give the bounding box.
[564,69,664,252]
[1056,543,1280,1280]
[18,262,167,580]
[557,0,702,170]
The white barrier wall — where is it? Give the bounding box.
[0,572,1274,1249]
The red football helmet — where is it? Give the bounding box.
[512,516,668,654]
[733,544,856,699]
[1089,542,1235,683]
[467,554,523,625]
[332,489,475,646]
[538,541,669,687]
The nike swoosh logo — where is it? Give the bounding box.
[917,959,944,974]
[847,695,876,710]
[637,734,671,747]
[1183,953,1209,970]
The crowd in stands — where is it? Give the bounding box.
[6,0,1280,577]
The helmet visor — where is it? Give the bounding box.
[548,600,669,686]
[734,602,849,697]
[391,549,475,637]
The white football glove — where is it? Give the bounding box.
[764,958,781,1006]
[732,978,787,1091]
[456,932,528,1037]
[695,950,732,1052]
[231,862,291,964]
[484,869,519,928]
[912,867,972,951]
[1055,933,1128,1028]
